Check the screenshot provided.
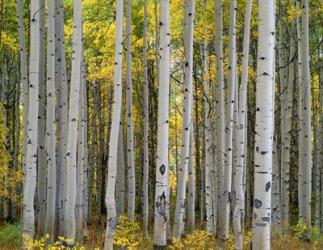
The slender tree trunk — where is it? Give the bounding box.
[104,0,124,249]
[187,124,195,233]
[142,0,149,238]
[22,0,43,245]
[233,0,252,248]
[45,0,57,239]
[63,0,83,243]
[126,0,135,222]
[116,122,125,217]
[252,0,275,248]
[153,0,170,247]
[298,0,312,230]
[173,0,195,239]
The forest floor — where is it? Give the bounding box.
[1,218,323,249]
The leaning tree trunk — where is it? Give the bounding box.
[173,0,195,239]
[153,0,170,247]
[104,0,124,249]
[22,0,42,246]
[142,0,149,238]
[125,0,136,222]
[252,0,275,249]
[233,0,252,248]
[298,0,312,230]
[45,0,57,240]
[219,0,237,243]
[63,0,83,243]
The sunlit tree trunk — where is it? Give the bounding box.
[298,0,312,230]
[22,0,42,245]
[153,0,170,247]
[125,0,135,222]
[64,0,83,243]
[104,0,123,249]
[233,0,252,248]
[142,0,149,238]
[173,0,195,239]
[219,0,236,242]
[45,0,57,239]
[252,0,275,248]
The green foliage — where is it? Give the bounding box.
[0,224,21,249]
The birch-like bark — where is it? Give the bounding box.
[219,0,236,242]
[45,0,57,239]
[203,43,213,233]
[298,0,312,230]
[116,122,125,217]
[153,0,170,246]
[36,0,47,238]
[126,0,135,222]
[16,0,28,175]
[173,0,195,239]
[187,125,195,233]
[104,0,123,248]
[233,0,252,248]
[22,0,42,245]
[56,0,68,236]
[63,0,83,242]
[214,0,225,236]
[252,0,275,248]
[142,0,149,238]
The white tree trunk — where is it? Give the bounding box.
[252,0,275,249]
[219,0,236,242]
[125,0,135,222]
[233,0,252,248]
[22,0,42,245]
[173,0,195,239]
[45,0,57,239]
[104,0,124,249]
[63,0,83,243]
[298,0,312,229]
[187,125,195,233]
[153,0,170,246]
[142,0,149,238]
[116,122,125,217]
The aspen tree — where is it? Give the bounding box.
[104,0,124,248]
[187,125,195,233]
[173,0,195,239]
[233,0,252,248]
[142,0,149,238]
[219,0,237,242]
[64,0,83,242]
[45,0,57,239]
[126,0,135,222]
[298,0,312,230]
[153,0,170,247]
[22,0,42,245]
[252,0,275,248]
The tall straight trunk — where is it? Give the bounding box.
[187,125,195,233]
[76,59,86,241]
[219,0,236,242]
[63,0,83,242]
[16,0,28,175]
[126,0,135,222]
[142,0,149,238]
[36,0,46,238]
[233,0,252,248]
[116,123,125,217]
[252,0,275,249]
[56,0,68,236]
[153,0,170,247]
[298,0,312,229]
[22,0,42,245]
[272,138,281,228]
[214,0,225,236]
[173,0,195,239]
[202,43,213,233]
[104,0,123,249]
[45,0,57,239]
